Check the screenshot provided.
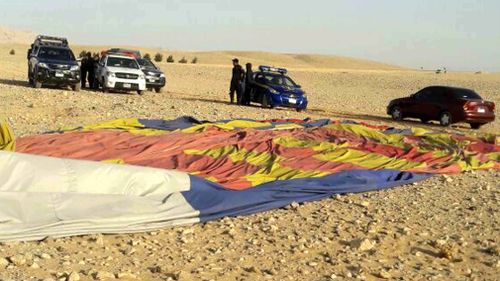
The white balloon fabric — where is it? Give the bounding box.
[0,151,199,241]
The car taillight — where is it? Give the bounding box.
[463,101,474,111]
[491,102,496,111]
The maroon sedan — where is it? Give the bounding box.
[387,86,495,129]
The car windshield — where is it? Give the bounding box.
[452,89,482,100]
[137,59,155,68]
[106,57,139,69]
[38,47,75,61]
[261,73,297,87]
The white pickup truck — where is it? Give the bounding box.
[96,54,146,95]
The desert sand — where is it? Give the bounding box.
[0,41,499,281]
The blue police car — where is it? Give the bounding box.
[249,66,308,112]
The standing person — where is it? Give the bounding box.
[92,53,100,89]
[85,52,95,89]
[243,63,254,105]
[80,53,89,88]
[229,58,245,104]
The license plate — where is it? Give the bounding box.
[477,107,485,113]
[123,83,131,88]
[55,72,64,77]
[288,98,297,104]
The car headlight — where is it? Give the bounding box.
[38,62,49,68]
[106,71,115,78]
[160,73,165,78]
[147,71,156,76]
[70,65,79,71]
[269,88,279,95]
[139,74,145,79]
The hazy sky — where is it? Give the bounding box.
[1,0,499,71]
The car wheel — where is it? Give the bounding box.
[439,111,452,126]
[71,83,81,92]
[137,90,144,95]
[34,81,42,89]
[296,108,304,112]
[390,106,403,121]
[470,123,482,129]
[102,86,108,93]
[154,87,162,93]
[420,118,429,124]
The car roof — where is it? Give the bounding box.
[257,71,288,76]
[105,54,137,60]
[424,85,475,92]
[38,45,71,50]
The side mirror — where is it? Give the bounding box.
[296,84,302,88]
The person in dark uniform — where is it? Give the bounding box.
[80,53,89,88]
[229,58,245,104]
[242,63,255,105]
[85,52,95,89]
[92,53,101,89]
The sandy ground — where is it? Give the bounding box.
[0,44,499,281]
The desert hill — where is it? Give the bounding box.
[71,47,405,70]
[0,26,35,44]
[0,26,403,70]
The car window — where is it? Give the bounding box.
[427,87,446,102]
[137,59,156,68]
[414,89,431,100]
[451,89,482,100]
[263,73,296,87]
[255,74,266,84]
[38,47,75,61]
[106,57,139,69]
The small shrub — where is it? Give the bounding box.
[143,53,151,60]
[9,49,15,55]
[166,55,175,63]
[154,53,163,62]
[179,57,188,64]
[191,57,198,64]
[79,50,87,58]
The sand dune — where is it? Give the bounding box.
[4,41,403,71]
[0,24,403,71]
[0,26,35,44]
[4,41,405,71]
[71,47,404,70]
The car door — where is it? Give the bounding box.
[406,87,445,121]
[405,89,431,118]
[253,73,267,102]
[424,87,447,120]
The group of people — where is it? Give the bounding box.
[80,52,100,89]
[229,58,256,105]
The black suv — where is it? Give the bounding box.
[27,35,81,91]
[137,58,166,93]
